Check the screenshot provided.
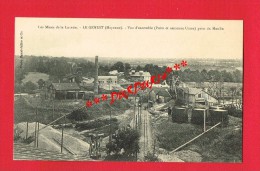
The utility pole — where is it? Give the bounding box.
[34,107,38,147]
[140,95,142,125]
[137,98,140,128]
[52,100,54,126]
[61,123,64,153]
[134,95,136,129]
[143,107,146,157]
[109,107,112,142]
[153,139,156,157]
[203,110,206,132]
[25,122,28,140]
[37,121,39,147]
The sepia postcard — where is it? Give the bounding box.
[14,18,243,162]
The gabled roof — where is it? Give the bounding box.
[152,87,172,97]
[98,76,117,79]
[188,88,202,95]
[130,71,151,77]
[51,83,80,91]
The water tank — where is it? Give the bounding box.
[172,107,188,123]
[191,108,208,125]
[209,109,229,127]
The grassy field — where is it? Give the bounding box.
[14,95,131,125]
[155,116,242,162]
[22,72,49,84]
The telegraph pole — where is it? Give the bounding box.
[137,99,140,128]
[34,107,38,147]
[25,122,28,140]
[52,100,54,126]
[134,95,136,129]
[109,107,112,142]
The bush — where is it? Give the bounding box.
[22,136,35,144]
[14,127,23,142]
[225,106,242,118]
[67,109,90,121]
[221,130,242,155]
[144,152,159,161]
[106,127,140,158]
[23,81,38,94]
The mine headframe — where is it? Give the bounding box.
[86,133,104,159]
[169,74,181,100]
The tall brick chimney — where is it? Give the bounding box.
[94,56,99,95]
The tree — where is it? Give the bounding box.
[201,69,209,81]
[136,65,143,72]
[124,63,131,71]
[124,63,131,78]
[23,81,37,93]
[230,86,237,105]
[111,61,124,72]
[37,79,45,89]
[106,127,140,157]
[232,69,242,83]
[67,109,89,121]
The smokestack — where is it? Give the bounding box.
[94,56,99,95]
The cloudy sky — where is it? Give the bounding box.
[15,18,243,60]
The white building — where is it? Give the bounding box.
[98,76,118,89]
[176,87,218,106]
[109,70,118,75]
[152,80,170,88]
[129,70,151,81]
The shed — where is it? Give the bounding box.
[49,83,80,100]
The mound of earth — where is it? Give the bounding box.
[171,150,202,162]
[15,122,89,155]
[157,154,184,162]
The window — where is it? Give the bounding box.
[198,94,202,98]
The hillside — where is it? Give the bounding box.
[15,122,90,156]
[154,115,242,162]
[22,72,49,85]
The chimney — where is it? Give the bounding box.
[94,56,99,95]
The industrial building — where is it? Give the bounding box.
[129,70,151,81]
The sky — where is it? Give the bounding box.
[15,18,243,60]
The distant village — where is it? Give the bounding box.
[15,55,242,110]
[14,56,243,162]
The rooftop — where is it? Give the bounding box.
[98,76,117,79]
[51,83,80,91]
[130,71,151,77]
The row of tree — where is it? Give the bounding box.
[136,64,242,83]
[15,56,242,87]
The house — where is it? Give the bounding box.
[81,77,94,85]
[64,73,78,83]
[109,70,118,75]
[129,70,151,81]
[98,76,118,90]
[49,82,95,100]
[176,86,218,106]
[152,87,172,103]
[152,80,170,88]
[49,83,80,99]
